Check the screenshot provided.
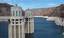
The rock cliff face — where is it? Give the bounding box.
[0,3,12,16]
[59,4,64,17]
[25,4,64,17]
[25,7,56,16]
[50,4,64,17]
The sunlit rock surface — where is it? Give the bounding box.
[46,17,64,26]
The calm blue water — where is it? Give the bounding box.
[0,21,8,38]
[34,17,62,38]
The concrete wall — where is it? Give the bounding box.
[11,6,23,16]
[25,17,34,33]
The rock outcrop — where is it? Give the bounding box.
[25,4,64,17]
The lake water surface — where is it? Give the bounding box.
[34,17,63,38]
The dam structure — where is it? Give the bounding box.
[9,6,34,38]
[0,3,34,38]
